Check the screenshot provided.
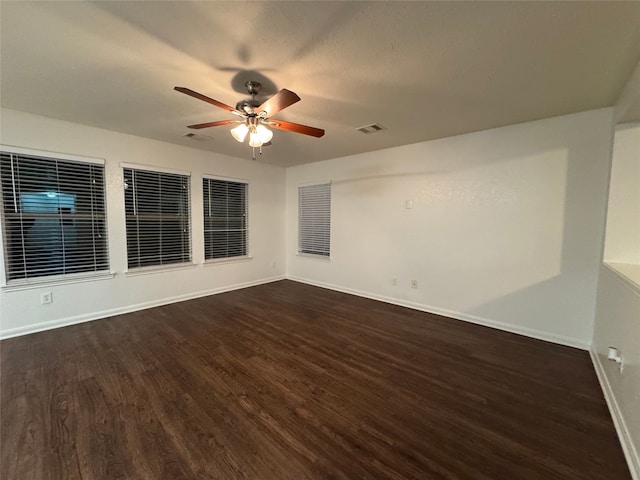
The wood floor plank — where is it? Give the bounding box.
[0,280,631,479]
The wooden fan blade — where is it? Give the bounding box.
[187,119,238,129]
[174,86,238,113]
[257,89,301,117]
[269,119,325,138]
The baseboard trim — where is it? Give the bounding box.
[590,348,639,480]
[0,275,286,340]
[286,276,590,350]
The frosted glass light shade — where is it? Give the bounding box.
[255,124,273,143]
[230,123,249,142]
[248,131,263,147]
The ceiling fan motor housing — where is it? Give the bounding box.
[236,81,264,114]
[236,99,262,115]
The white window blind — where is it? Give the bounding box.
[124,167,191,269]
[0,151,109,283]
[298,182,331,257]
[203,177,248,260]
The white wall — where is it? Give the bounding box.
[0,109,286,338]
[592,266,640,479]
[592,62,640,480]
[286,109,614,348]
[604,122,640,265]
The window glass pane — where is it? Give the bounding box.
[203,178,248,260]
[124,167,191,269]
[0,151,109,282]
[298,183,331,257]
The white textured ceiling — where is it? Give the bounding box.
[1,1,639,167]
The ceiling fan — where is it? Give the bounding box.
[174,81,324,158]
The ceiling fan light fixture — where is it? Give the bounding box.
[175,82,324,159]
[230,123,249,142]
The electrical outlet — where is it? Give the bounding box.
[40,292,53,305]
[607,346,624,373]
[391,278,398,285]
[411,280,418,289]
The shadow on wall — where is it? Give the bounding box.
[466,116,610,342]
[323,111,610,344]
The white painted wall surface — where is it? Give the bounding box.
[604,122,640,265]
[286,109,614,348]
[0,109,286,338]
[592,266,640,479]
[591,63,640,479]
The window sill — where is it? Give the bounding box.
[2,271,115,292]
[604,262,640,292]
[204,256,253,266]
[296,253,331,262]
[125,262,197,277]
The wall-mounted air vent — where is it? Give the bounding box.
[356,123,386,134]
[183,132,213,141]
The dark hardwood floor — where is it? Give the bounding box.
[0,280,630,479]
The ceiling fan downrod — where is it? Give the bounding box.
[245,80,262,98]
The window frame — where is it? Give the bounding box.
[0,145,111,288]
[298,181,331,259]
[122,163,193,273]
[202,174,250,264]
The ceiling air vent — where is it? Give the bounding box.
[356,123,386,134]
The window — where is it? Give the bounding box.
[298,182,331,257]
[203,177,248,260]
[0,149,108,283]
[123,166,191,269]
